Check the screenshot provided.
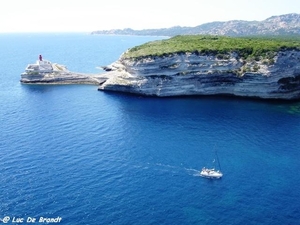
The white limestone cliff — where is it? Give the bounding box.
[99,50,300,100]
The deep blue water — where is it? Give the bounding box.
[1,33,300,225]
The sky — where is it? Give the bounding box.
[0,0,299,33]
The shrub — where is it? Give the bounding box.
[124,35,300,61]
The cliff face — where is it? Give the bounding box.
[99,50,300,100]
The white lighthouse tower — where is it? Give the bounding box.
[24,55,53,74]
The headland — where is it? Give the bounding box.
[98,35,300,100]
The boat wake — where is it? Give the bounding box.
[133,162,205,177]
[184,168,202,177]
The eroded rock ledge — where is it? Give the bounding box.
[98,50,300,100]
[20,57,108,85]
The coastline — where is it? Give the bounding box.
[21,49,300,101]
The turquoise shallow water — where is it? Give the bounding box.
[0,33,300,225]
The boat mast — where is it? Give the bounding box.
[215,151,222,171]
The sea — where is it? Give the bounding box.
[0,33,300,225]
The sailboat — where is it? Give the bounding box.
[200,151,223,179]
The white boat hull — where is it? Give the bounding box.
[200,169,223,179]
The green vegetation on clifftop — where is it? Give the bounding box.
[124,35,300,60]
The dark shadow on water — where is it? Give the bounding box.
[100,90,300,117]
[21,84,66,94]
[99,90,300,105]
[21,83,94,94]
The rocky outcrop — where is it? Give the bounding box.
[21,71,108,85]
[21,60,108,85]
[98,50,300,100]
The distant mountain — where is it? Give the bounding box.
[91,13,300,36]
